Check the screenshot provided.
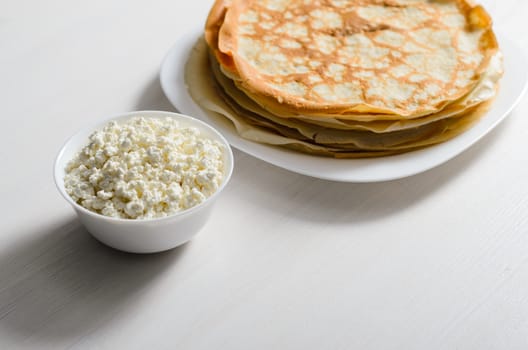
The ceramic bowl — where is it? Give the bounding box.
[54,111,234,253]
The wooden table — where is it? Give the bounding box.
[1,0,528,348]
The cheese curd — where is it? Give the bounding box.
[64,117,225,219]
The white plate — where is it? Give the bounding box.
[160,28,528,182]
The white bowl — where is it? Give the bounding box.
[54,111,234,253]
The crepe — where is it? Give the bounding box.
[189,0,502,158]
[206,0,498,119]
[186,37,494,157]
[210,44,502,134]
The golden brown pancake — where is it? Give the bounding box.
[191,0,502,158]
[186,37,495,157]
[206,0,498,119]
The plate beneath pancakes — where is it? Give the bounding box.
[160,27,528,183]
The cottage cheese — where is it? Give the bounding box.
[64,117,226,219]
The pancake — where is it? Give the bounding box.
[185,38,494,157]
[208,47,478,148]
[210,41,502,133]
[206,0,498,119]
[193,0,502,158]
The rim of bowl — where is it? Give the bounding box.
[53,110,234,223]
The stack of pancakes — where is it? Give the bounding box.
[187,0,502,158]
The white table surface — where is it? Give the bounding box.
[1,1,528,349]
